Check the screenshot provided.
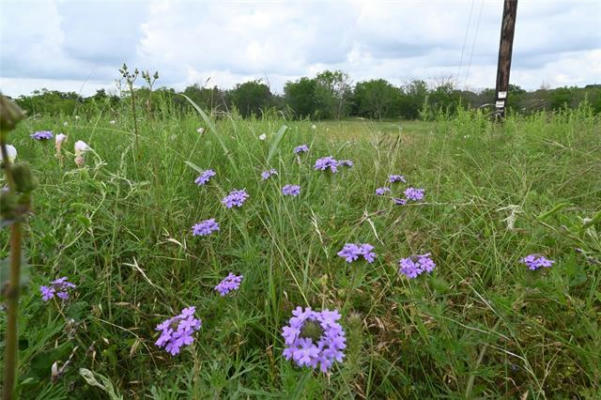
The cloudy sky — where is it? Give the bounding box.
[1,0,600,97]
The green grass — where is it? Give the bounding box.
[1,104,600,399]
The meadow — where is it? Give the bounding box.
[1,101,600,399]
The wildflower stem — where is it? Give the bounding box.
[2,137,21,399]
[2,221,21,400]
[127,81,140,160]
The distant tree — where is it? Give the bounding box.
[549,87,577,110]
[353,79,401,119]
[399,80,428,119]
[284,77,319,119]
[228,80,272,117]
[314,70,352,119]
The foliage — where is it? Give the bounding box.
[0,101,599,398]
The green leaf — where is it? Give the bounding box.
[80,368,123,400]
[536,202,570,220]
[266,124,288,164]
[180,94,238,173]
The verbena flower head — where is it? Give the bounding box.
[294,144,309,154]
[0,144,17,163]
[375,187,390,196]
[282,184,301,197]
[282,307,346,372]
[192,218,219,236]
[337,243,376,263]
[389,174,406,183]
[404,187,425,201]
[39,277,76,301]
[314,156,339,173]
[393,198,407,206]
[398,253,436,279]
[339,160,353,168]
[194,169,216,186]
[261,169,278,180]
[155,307,202,355]
[31,130,53,140]
[214,273,243,296]
[222,189,249,208]
[521,254,555,270]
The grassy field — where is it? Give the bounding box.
[1,104,600,399]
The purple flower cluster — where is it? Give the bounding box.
[398,253,436,279]
[282,184,301,197]
[31,130,53,140]
[222,189,249,208]
[339,160,354,168]
[375,187,391,196]
[521,254,554,270]
[404,187,425,201]
[261,169,278,180]
[282,307,346,372]
[214,273,243,296]
[194,169,216,186]
[337,243,376,263]
[294,144,309,154]
[314,156,339,173]
[155,307,202,355]
[389,174,406,183]
[40,277,76,301]
[393,198,407,206]
[192,218,219,236]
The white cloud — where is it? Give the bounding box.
[1,0,599,97]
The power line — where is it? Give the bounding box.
[464,0,484,88]
[457,0,476,84]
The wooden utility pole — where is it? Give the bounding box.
[494,0,518,120]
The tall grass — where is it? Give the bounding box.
[1,101,600,399]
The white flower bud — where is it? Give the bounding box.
[0,144,17,163]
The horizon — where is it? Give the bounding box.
[1,0,600,97]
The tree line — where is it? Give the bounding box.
[9,70,601,119]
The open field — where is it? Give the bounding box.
[1,105,600,399]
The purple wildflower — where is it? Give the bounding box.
[314,156,339,173]
[194,169,216,186]
[281,307,346,372]
[521,254,555,271]
[39,277,76,301]
[389,174,406,183]
[294,144,309,154]
[214,273,243,296]
[222,189,249,208]
[398,253,436,279]
[155,307,202,355]
[30,130,53,140]
[192,218,219,236]
[261,169,278,180]
[282,184,301,197]
[404,187,425,201]
[393,198,407,206]
[375,187,391,196]
[339,160,354,168]
[337,243,376,263]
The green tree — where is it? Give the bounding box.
[284,77,319,119]
[353,79,401,119]
[228,80,272,117]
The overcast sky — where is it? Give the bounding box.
[1,0,600,97]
